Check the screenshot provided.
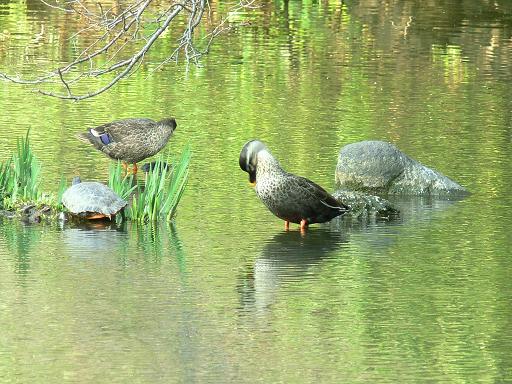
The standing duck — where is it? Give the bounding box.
[78,117,177,174]
[239,140,349,231]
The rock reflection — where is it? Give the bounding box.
[390,196,466,220]
[238,229,348,315]
[331,195,466,230]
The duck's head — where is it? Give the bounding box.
[159,117,177,133]
[239,140,267,187]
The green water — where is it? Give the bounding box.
[1,1,512,382]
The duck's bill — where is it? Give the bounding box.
[248,173,256,187]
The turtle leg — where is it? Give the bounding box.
[122,161,128,175]
[87,213,108,220]
[300,219,309,233]
[132,163,138,175]
[284,221,290,231]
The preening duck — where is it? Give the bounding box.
[239,140,349,231]
[78,117,177,174]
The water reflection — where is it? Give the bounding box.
[1,0,512,381]
[0,219,43,275]
[391,195,466,222]
[239,229,348,315]
[237,194,467,317]
[61,221,128,258]
[60,221,188,268]
[332,195,465,229]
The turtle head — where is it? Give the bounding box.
[72,176,82,185]
[239,140,267,186]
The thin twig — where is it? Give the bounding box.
[0,0,259,101]
[39,5,183,100]
[57,68,72,96]
[38,0,73,13]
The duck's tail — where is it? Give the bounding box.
[76,131,92,143]
[77,129,112,149]
[321,199,350,213]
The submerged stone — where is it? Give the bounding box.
[333,189,399,219]
[0,204,55,223]
[335,141,469,196]
[0,210,16,219]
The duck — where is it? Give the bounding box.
[239,140,349,231]
[77,117,177,174]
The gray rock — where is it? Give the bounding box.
[333,189,399,219]
[0,210,16,219]
[335,141,469,196]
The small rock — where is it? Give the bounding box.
[20,204,36,215]
[333,189,399,219]
[0,210,15,219]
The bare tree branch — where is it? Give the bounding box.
[0,0,258,101]
[38,0,74,13]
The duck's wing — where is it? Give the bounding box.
[78,118,156,148]
[92,118,155,142]
[292,175,350,212]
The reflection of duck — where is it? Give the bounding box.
[78,117,177,174]
[238,229,348,314]
[239,140,349,231]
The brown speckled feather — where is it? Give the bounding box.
[258,172,348,224]
[239,140,349,225]
[78,117,177,164]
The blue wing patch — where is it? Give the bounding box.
[99,133,112,145]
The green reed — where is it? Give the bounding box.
[108,161,137,200]
[129,145,191,222]
[0,131,41,208]
[56,175,67,210]
[0,160,12,204]
[0,131,191,222]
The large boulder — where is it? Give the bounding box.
[335,141,469,196]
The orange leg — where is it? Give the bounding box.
[122,161,128,175]
[300,219,309,232]
[87,213,109,220]
[133,163,138,175]
[284,221,290,231]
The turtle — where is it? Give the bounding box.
[62,177,127,220]
[239,139,349,231]
[77,117,177,174]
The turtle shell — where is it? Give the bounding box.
[62,182,127,216]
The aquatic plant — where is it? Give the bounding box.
[108,161,137,201]
[13,132,41,201]
[1,130,191,224]
[56,176,68,211]
[0,160,13,205]
[0,131,41,208]
[129,145,191,222]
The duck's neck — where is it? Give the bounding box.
[157,120,175,137]
[257,150,286,177]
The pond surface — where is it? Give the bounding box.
[1,0,512,382]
